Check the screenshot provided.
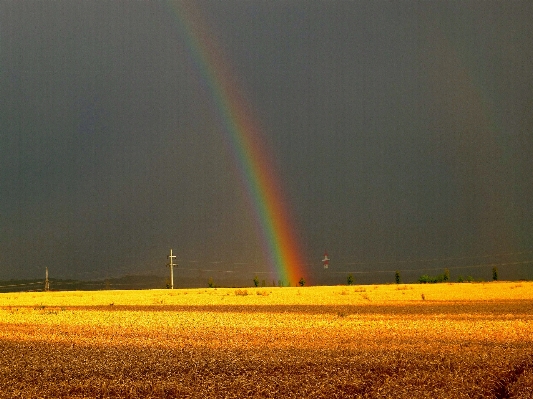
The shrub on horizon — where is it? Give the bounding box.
[347,274,354,285]
[443,268,450,282]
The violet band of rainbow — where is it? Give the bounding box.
[168,2,306,284]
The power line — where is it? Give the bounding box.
[0,281,44,288]
[176,268,236,273]
[342,249,533,266]
[326,260,533,275]
[169,250,532,275]
[173,249,532,269]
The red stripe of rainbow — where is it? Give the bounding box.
[168,2,306,285]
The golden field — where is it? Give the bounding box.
[0,282,532,398]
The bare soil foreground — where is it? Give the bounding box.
[1,283,532,398]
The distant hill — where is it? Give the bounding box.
[2,266,530,293]
[0,274,256,292]
[0,275,167,292]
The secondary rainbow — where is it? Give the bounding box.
[167,2,306,284]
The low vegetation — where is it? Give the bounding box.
[347,274,354,285]
[418,268,450,284]
[1,282,532,398]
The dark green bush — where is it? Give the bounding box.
[443,268,450,282]
[347,274,354,285]
[418,269,451,284]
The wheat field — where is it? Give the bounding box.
[1,282,532,398]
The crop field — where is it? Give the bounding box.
[0,282,532,398]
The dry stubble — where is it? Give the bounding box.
[0,282,532,398]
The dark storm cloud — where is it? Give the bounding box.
[1,1,532,282]
[205,2,533,263]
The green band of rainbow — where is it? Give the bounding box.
[168,2,306,284]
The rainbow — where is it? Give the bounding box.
[167,2,306,285]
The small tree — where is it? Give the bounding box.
[298,277,305,287]
[395,271,401,284]
[208,277,214,288]
[492,267,498,281]
[347,274,354,285]
[253,275,259,287]
[443,268,450,282]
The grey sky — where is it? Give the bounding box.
[1,1,532,283]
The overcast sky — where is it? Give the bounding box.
[1,1,532,282]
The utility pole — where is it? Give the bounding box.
[167,249,177,289]
[44,267,50,292]
[322,250,330,269]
